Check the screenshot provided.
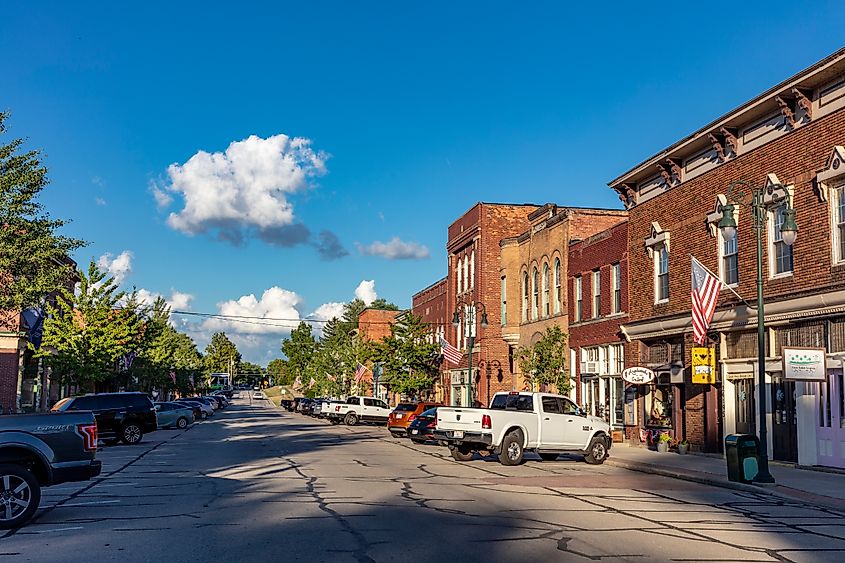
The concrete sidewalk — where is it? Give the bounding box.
[606,443,845,511]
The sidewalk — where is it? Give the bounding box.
[606,443,845,511]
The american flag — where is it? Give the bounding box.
[294,376,302,389]
[439,336,462,365]
[308,377,316,388]
[354,363,367,383]
[691,257,722,345]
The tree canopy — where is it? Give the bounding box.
[372,313,439,397]
[204,332,241,376]
[517,326,570,393]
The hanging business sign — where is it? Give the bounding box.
[622,367,655,385]
[782,347,826,381]
[691,347,717,385]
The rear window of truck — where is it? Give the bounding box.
[490,394,534,411]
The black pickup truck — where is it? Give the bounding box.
[0,411,101,529]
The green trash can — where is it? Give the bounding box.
[725,434,760,484]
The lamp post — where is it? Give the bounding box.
[718,180,798,484]
[478,359,502,406]
[452,300,489,406]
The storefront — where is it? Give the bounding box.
[579,344,626,428]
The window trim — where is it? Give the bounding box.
[833,182,845,265]
[553,258,561,315]
[532,267,539,320]
[501,275,507,326]
[521,271,529,322]
[542,263,550,318]
[611,262,621,314]
[574,275,583,322]
[592,269,601,318]
[718,226,739,288]
[768,203,794,279]
[654,243,669,304]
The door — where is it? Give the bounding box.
[772,376,798,463]
[538,396,567,447]
[560,397,593,449]
[735,378,755,435]
[817,370,845,469]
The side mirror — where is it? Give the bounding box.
[574,407,584,417]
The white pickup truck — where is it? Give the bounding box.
[434,391,612,466]
[325,396,392,426]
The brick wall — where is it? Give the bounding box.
[358,309,400,342]
[412,277,448,400]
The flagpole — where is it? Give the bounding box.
[690,254,755,309]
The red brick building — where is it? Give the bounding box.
[357,307,401,400]
[411,277,448,402]
[609,48,845,463]
[568,219,631,440]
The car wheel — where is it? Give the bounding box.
[390,431,404,438]
[344,413,358,426]
[539,452,559,461]
[584,436,609,465]
[329,419,340,425]
[410,438,425,444]
[0,463,41,530]
[121,423,144,445]
[498,431,525,466]
[200,411,208,420]
[450,446,474,462]
[176,417,189,429]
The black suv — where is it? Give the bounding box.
[52,392,158,445]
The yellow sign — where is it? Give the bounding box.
[691,347,717,384]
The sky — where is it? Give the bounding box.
[3,2,844,364]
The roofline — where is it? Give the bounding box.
[412,276,448,298]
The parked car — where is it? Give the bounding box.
[0,410,101,528]
[252,391,265,400]
[434,392,612,466]
[174,399,212,420]
[204,395,227,409]
[325,396,391,426]
[154,402,195,429]
[297,398,313,414]
[281,399,294,411]
[51,392,158,446]
[184,397,217,411]
[407,407,439,444]
[172,400,204,421]
[388,401,440,437]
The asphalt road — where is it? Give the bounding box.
[4,399,845,562]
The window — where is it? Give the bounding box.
[770,204,794,276]
[561,397,579,415]
[553,258,561,314]
[834,185,845,263]
[592,270,601,318]
[574,276,582,321]
[532,267,539,320]
[456,258,462,295]
[463,255,470,291]
[541,396,560,413]
[655,244,669,302]
[611,262,621,313]
[721,230,739,285]
[501,276,507,326]
[363,398,375,407]
[645,374,673,428]
[522,272,529,322]
[470,250,475,288]
[542,263,550,317]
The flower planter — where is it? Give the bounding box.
[656,441,669,453]
[677,444,689,455]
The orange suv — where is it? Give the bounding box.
[388,401,440,437]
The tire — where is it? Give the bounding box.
[344,413,358,426]
[498,431,525,466]
[121,423,144,445]
[450,446,474,462]
[200,411,208,420]
[410,438,425,444]
[584,436,609,465]
[0,464,41,530]
[176,417,189,429]
[329,419,340,425]
[390,431,404,439]
[539,452,559,461]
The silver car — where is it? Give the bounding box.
[154,402,195,429]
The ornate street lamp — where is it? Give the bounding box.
[718,180,798,484]
[452,300,489,406]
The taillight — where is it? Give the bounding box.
[481,414,492,429]
[408,414,417,422]
[77,423,98,452]
[426,420,436,428]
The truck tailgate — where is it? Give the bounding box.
[436,407,485,433]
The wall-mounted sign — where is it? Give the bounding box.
[691,347,717,384]
[782,347,826,381]
[622,367,655,385]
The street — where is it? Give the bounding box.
[4,400,845,562]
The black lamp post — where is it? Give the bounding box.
[718,180,798,484]
[478,359,502,406]
[452,301,489,406]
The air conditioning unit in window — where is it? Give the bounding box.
[452,372,465,385]
[580,361,600,374]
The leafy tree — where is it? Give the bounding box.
[36,261,141,391]
[281,321,317,382]
[517,326,570,393]
[369,298,399,311]
[373,313,439,397]
[267,358,292,385]
[124,296,176,391]
[0,112,85,315]
[171,331,203,394]
[238,361,265,385]
[204,332,241,378]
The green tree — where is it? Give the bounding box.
[373,313,439,397]
[171,331,203,394]
[123,296,176,392]
[36,260,141,391]
[0,112,85,314]
[517,326,570,393]
[238,361,265,385]
[267,358,292,385]
[204,332,241,378]
[281,321,317,383]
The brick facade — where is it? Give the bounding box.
[412,277,448,402]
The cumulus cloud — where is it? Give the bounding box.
[356,237,430,260]
[156,134,327,245]
[98,251,133,285]
[202,286,303,335]
[354,280,378,305]
[314,230,348,260]
[151,185,173,210]
[132,288,195,312]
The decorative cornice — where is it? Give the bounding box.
[793,87,813,120]
[815,145,845,203]
[776,96,797,128]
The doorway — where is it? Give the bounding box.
[771,376,798,463]
[734,377,755,435]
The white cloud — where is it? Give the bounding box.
[95,197,107,206]
[310,301,345,322]
[132,288,195,312]
[202,286,303,335]
[357,237,430,260]
[354,280,377,305]
[156,134,327,244]
[97,250,133,285]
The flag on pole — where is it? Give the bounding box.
[327,373,336,382]
[294,376,302,389]
[354,363,367,383]
[170,370,177,385]
[439,336,462,365]
[691,257,722,345]
[308,377,316,388]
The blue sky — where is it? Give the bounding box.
[3,2,844,363]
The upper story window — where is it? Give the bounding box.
[721,230,739,286]
[470,250,475,289]
[456,258,462,295]
[835,184,845,264]
[463,255,470,292]
[592,270,601,318]
[500,276,507,326]
[521,271,529,322]
[611,262,621,314]
[532,267,539,320]
[574,275,583,322]
[553,258,561,314]
[542,263,550,317]
[655,244,669,303]
[770,204,794,276]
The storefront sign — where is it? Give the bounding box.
[622,367,655,385]
[782,347,826,381]
[691,347,717,385]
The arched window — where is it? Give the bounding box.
[522,272,529,322]
[463,255,469,292]
[456,258,462,295]
[553,258,561,314]
[470,250,475,288]
[542,263,550,317]
[532,267,539,320]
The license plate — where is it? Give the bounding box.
[410,429,418,434]
[396,414,403,419]
[452,430,464,439]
